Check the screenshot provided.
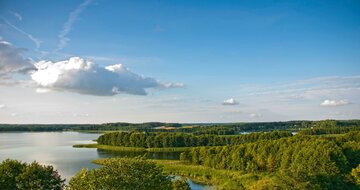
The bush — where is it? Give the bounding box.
[67,157,172,190]
[172,178,191,190]
[0,159,64,190]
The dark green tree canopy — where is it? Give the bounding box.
[0,159,65,190]
[67,157,172,190]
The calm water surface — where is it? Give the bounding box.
[0,132,213,190]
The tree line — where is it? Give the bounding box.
[0,120,359,132]
[97,131,292,148]
[297,126,359,135]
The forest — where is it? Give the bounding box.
[97,131,292,148]
[179,131,360,189]
[1,120,360,189]
[79,121,360,189]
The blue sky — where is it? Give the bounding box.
[0,0,359,123]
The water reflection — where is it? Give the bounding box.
[97,149,181,160]
[0,132,100,179]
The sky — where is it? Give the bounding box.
[0,0,359,124]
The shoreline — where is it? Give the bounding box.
[73,143,192,152]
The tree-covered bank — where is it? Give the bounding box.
[179,132,360,189]
[73,143,191,153]
[74,130,360,189]
[97,131,292,148]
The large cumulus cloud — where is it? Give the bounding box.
[31,57,184,96]
[0,40,35,82]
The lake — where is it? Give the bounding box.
[0,132,213,190]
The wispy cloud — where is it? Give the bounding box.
[84,56,117,62]
[238,76,360,101]
[2,19,41,48]
[55,0,92,52]
[227,76,360,120]
[8,11,22,21]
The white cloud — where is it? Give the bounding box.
[35,88,51,93]
[31,57,184,96]
[0,40,35,81]
[9,11,22,21]
[56,0,92,51]
[222,98,239,105]
[0,104,6,109]
[320,99,350,107]
[249,113,261,118]
[3,19,41,48]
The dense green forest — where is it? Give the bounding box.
[97,131,292,148]
[297,126,359,135]
[90,128,360,189]
[178,131,360,189]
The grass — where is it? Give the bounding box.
[317,133,345,137]
[73,143,192,152]
[93,158,278,190]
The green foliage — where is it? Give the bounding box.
[179,152,190,162]
[337,131,360,142]
[172,178,191,190]
[334,131,360,171]
[191,127,235,135]
[97,131,292,148]
[67,157,172,190]
[0,159,64,190]
[0,159,24,190]
[183,135,359,189]
[298,127,359,135]
[351,164,360,185]
[152,160,245,189]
